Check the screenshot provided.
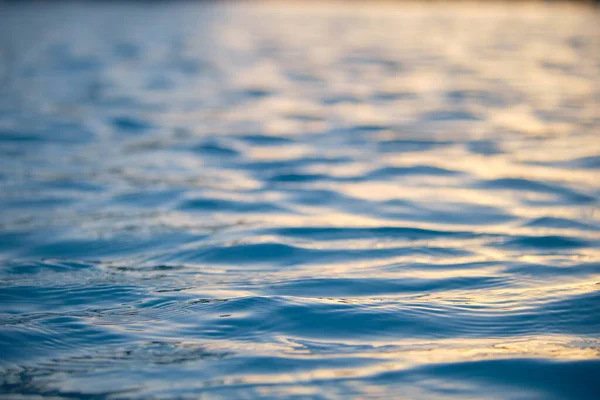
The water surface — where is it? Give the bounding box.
[1,2,599,399]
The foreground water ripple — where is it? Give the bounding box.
[1,1,599,399]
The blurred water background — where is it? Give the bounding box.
[0,1,599,399]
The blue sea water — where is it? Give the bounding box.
[1,1,599,399]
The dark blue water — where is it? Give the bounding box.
[1,2,599,399]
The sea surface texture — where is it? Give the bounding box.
[1,2,599,399]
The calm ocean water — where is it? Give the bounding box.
[1,1,599,399]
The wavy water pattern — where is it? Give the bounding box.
[1,2,599,399]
